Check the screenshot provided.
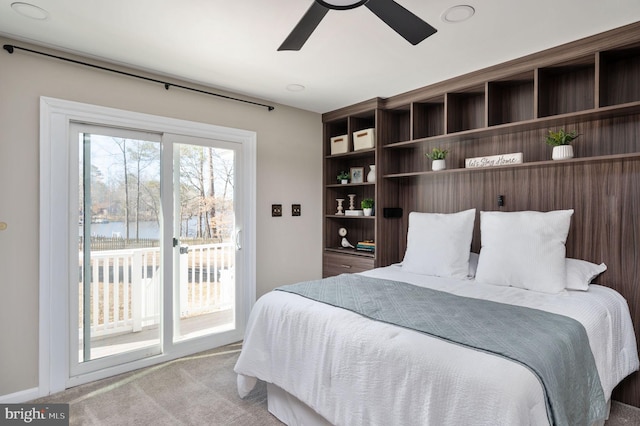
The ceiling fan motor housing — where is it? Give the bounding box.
[316,0,368,10]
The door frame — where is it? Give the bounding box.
[39,97,256,396]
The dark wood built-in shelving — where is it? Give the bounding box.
[322,22,640,407]
[384,152,640,179]
[383,100,640,150]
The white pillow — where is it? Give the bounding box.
[469,255,605,290]
[475,209,574,293]
[566,258,607,291]
[402,209,476,279]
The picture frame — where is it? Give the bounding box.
[350,167,364,184]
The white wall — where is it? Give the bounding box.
[0,37,322,397]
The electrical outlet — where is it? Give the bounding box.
[272,204,282,217]
[292,204,301,216]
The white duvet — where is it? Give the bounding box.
[234,265,639,426]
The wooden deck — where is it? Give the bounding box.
[86,308,234,359]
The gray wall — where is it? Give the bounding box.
[0,37,322,397]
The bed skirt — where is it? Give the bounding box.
[265,382,610,426]
[267,383,332,426]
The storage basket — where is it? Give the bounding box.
[330,134,349,155]
[353,128,375,151]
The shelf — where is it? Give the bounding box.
[413,97,445,139]
[325,184,375,212]
[600,47,640,107]
[326,214,376,219]
[488,77,534,126]
[324,247,375,258]
[383,101,640,150]
[381,108,411,144]
[383,152,640,179]
[326,182,374,188]
[446,86,485,133]
[538,57,595,117]
[325,148,376,187]
[325,147,375,159]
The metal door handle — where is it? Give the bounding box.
[235,229,242,250]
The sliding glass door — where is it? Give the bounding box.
[69,124,243,378]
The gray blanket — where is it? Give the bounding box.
[276,274,606,426]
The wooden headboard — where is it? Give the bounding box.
[387,121,640,405]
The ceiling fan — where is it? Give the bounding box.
[278,0,437,51]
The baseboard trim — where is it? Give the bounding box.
[0,387,40,403]
[612,400,640,411]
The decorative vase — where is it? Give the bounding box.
[552,145,574,160]
[367,165,376,183]
[340,179,348,184]
[363,208,373,216]
[432,159,446,171]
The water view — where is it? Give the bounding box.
[82,220,160,239]
[81,219,206,239]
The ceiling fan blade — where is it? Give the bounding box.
[364,0,437,45]
[278,2,330,51]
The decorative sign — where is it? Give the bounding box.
[465,152,523,168]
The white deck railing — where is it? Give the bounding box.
[80,243,234,337]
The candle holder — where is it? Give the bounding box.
[336,198,345,215]
[348,194,356,210]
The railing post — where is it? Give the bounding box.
[180,248,189,317]
[220,243,234,308]
[132,250,142,332]
[92,257,100,332]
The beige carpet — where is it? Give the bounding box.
[33,342,281,425]
[33,342,640,425]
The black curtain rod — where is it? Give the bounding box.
[3,44,275,111]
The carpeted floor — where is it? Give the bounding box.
[33,342,281,425]
[33,342,640,425]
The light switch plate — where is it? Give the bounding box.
[272,204,282,217]
[292,204,301,216]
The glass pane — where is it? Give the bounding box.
[78,133,162,362]
[174,143,236,341]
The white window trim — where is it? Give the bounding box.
[39,96,256,396]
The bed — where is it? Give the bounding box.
[234,209,639,426]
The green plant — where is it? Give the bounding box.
[426,147,448,160]
[545,129,579,146]
[361,198,374,209]
[337,171,350,181]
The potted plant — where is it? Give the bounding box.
[545,129,579,160]
[361,198,374,216]
[337,171,350,184]
[426,148,448,171]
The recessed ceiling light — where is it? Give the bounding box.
[11,2,49,20]
[286,84,306,92]
[441,5,475,23]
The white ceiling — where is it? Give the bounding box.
[1,0,640,114]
